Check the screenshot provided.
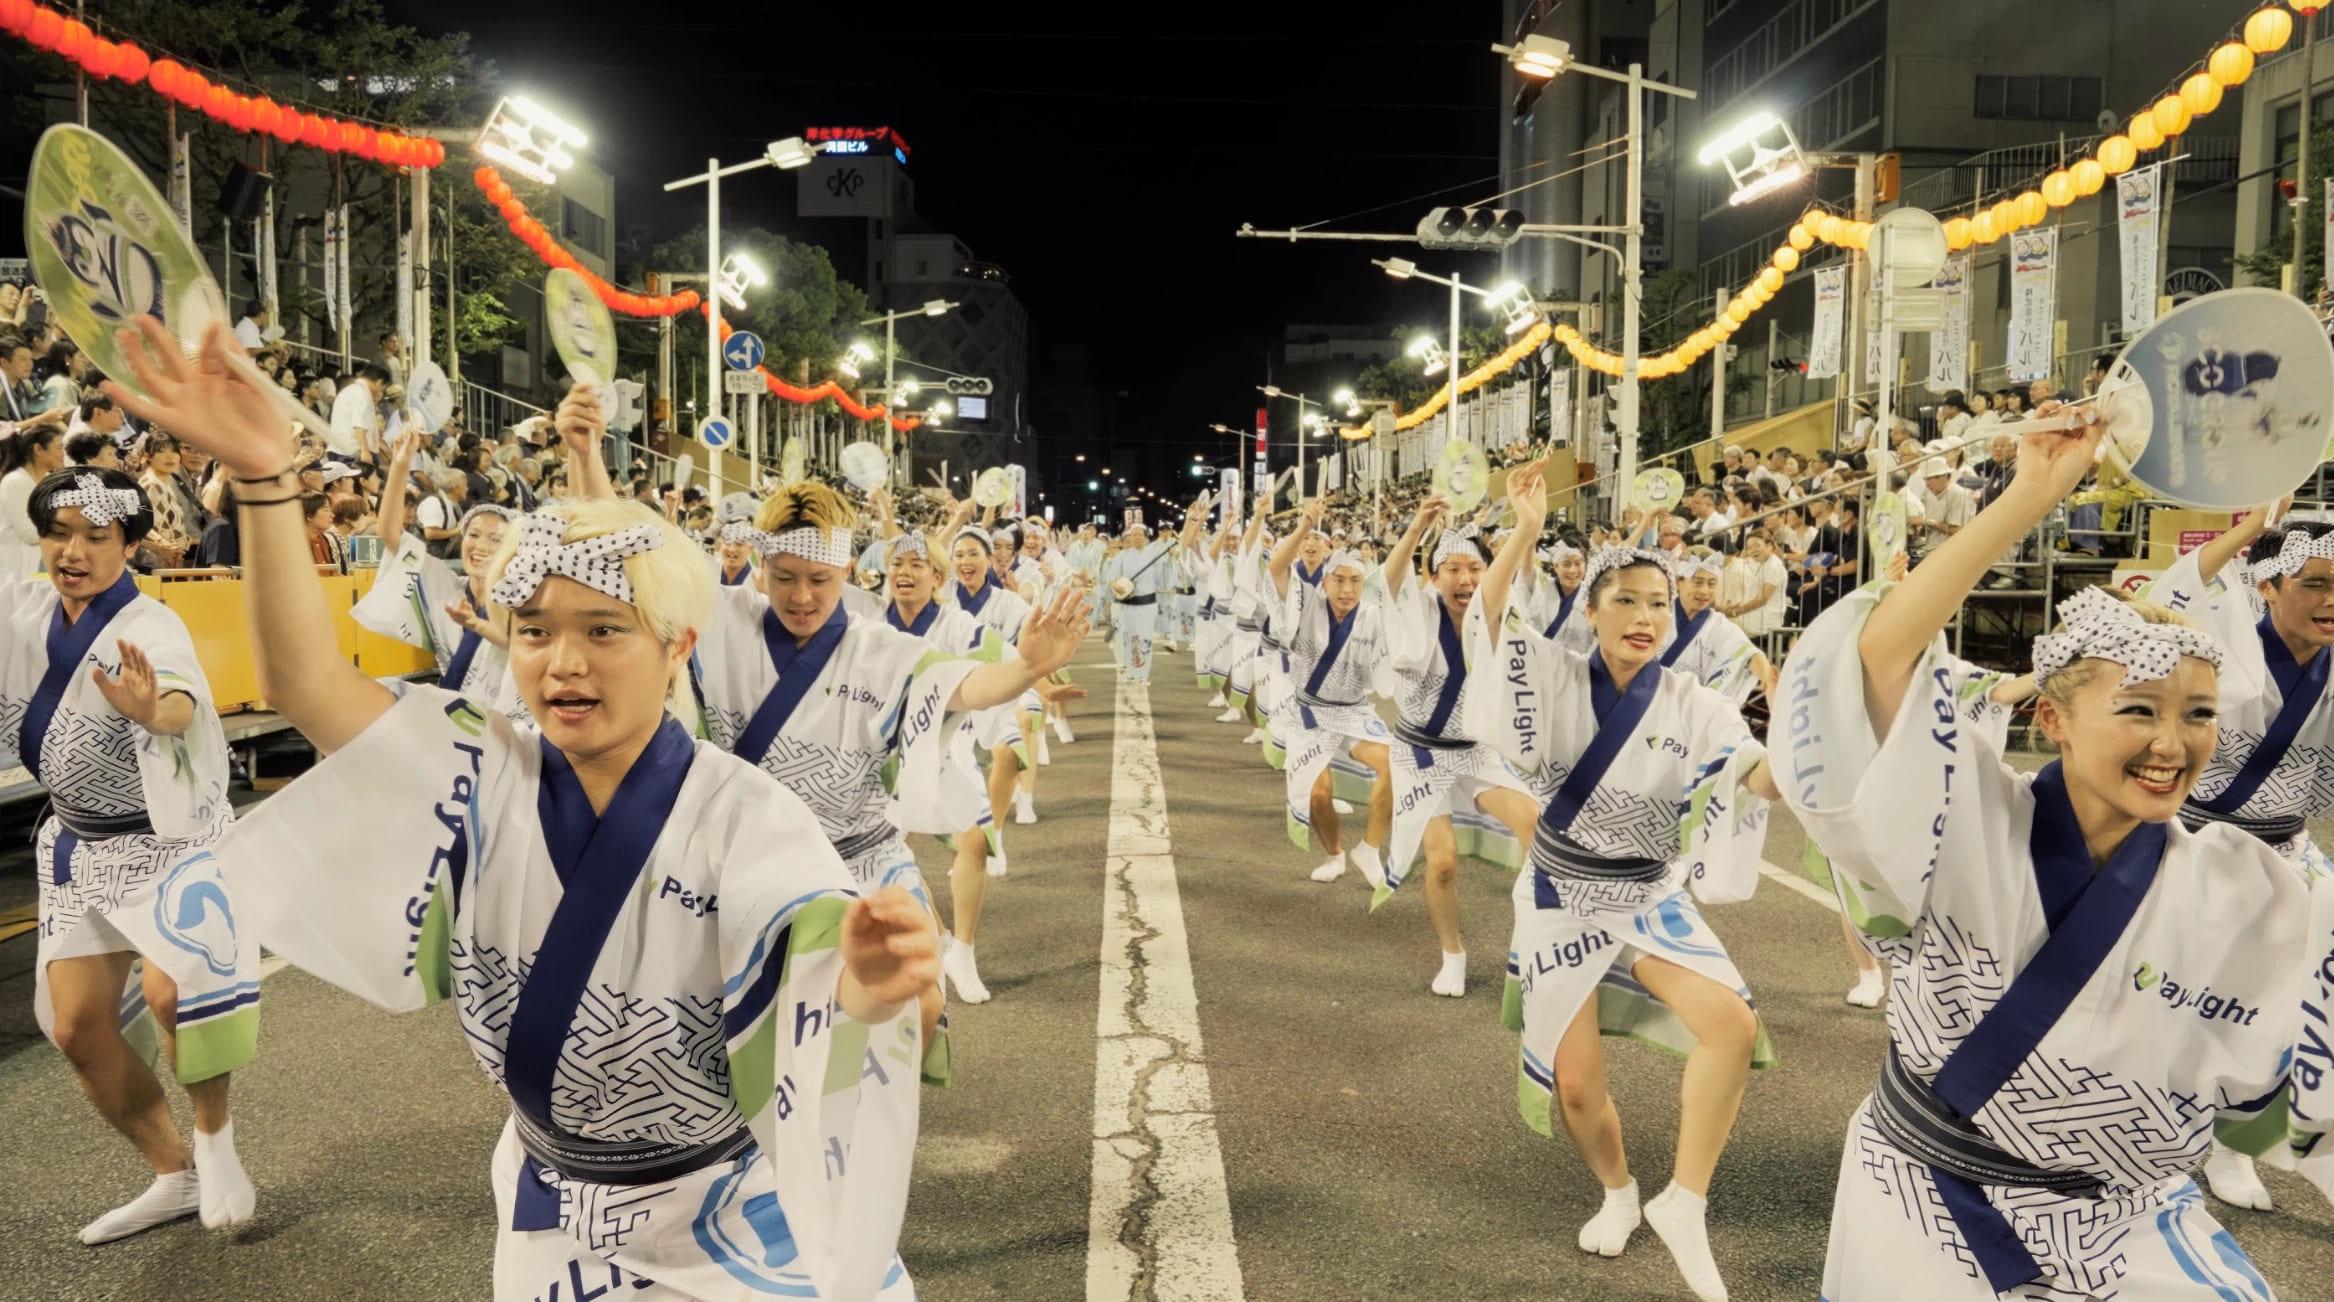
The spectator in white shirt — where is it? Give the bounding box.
[377,332,407,388]
[1936,390,1972,444]
[232,300,273,352]
[0,425,65,573]
[1905,454,1975,560]
[327,362,389,461]
[1682,488,1733,543]
[1720,527,1790,636]
[414,468,468,558]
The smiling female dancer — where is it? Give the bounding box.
[1463,461,1781,1302]
[1781,417,2334,1299]
[116,319,936,1298]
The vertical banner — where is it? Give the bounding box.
[1008,464,1026,518]
[1220,468,1240,530]
[2323,177,2333,296]
[168,122,192,235]
[395,227,413,352]
[2007,228,2058,383]
[1807,266,1845,379]
[1866,322,1886,393]
[1926,255,1970,393]
[1550,364,1573,447]
[321,206,343,336]
[2117,166,2161,335]
[1253,406,1269,499]
[336,202,353,358]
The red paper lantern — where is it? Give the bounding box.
[26,7,61,48]
[116,44,148,83]
[0,0,32,34]
[498,197,524,221]
[56,17,89,59]
[180,73,209,106]
[81,39,114,78]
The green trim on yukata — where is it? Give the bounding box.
[731,897,848,1120]
[921,1022,953,1088]
[1501,976,1779,1136]
[416,874,455,1003]
[172,1005,258,1084]
[2216,1095,2291,1157]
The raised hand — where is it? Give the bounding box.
[555,382,605,462]
[1507,459,1550,528]
[2009,402,2105,502]
[841,886,941,1009]
[447,595,509,648]
[1413,494,1448,532]
[104,319,291,479]
[1018,584,1095,676]
[1034,679,1088,707]
[90,639,162,730]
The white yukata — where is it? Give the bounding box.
[1657,601,1764,705]
[1225,542,1270,715]
[885,595,1011,855]
[1255,555,1323,765]
[1461,592,1779,1140]
[1104,538,1176,684]
[1161,547,1199,648]
[1374,572,1532,905]
[353,531,531,725]
[1781,589,2334,1301]
[1272,573,1391,849]
[2,570,255,1081]
[1194,550,1236,693]
[223,685,922,1300]
[2148,547,2334,874]
[1527,576,1594,656]
[946,575,1043,758]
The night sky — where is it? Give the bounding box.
[385,1,1505,499]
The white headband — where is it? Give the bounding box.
[458,503,516,536]
[1676,553,1725,581]
[954,526,994,552]
[889,532,931,564]
[2031,586,2222,687]
[1545,542,1583,565]
[1430,524,1484,569]
[50,474,143,528]
[487,511,664,610]
[764,526,856,567]
[1322,549,1368,579]
[717,520,759,546]
[2250,528,2334,583]
[1582,545,1675,597]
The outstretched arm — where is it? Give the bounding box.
[1268,498,1322,600]
[1384,494,1445,592]
[1179,491,1211,553]
[1857,413,2104,737]
[2194,496,2286,585]
[107,318,393,753]
[1478,461,1546,622]
[557,383,616,502]
[373,428,419,543]
[948,585,1094,711]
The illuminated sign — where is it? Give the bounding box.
[808,125,911,166]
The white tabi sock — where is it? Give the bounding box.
[1052,716,1075,743]
[1576,1178,1640,1257]
[985,845,1009,879]
[1845,966,1886,1009]
[1347,841,1383,887]
[2203,1139,2274,1211]
[1014,792,1037,825]
[194,1121,255,1230]
[1208,692,1228,708]
[1431,951,1467,998]
[1309,852,1347,883]
[1645,1182,1727,1302]
[1332,799,1356,815]
[943,939,991,1005]
[79,1169,201,1245]
[1241,728,1264,745]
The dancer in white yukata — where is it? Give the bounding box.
[1781,415,2334,1302]
[1371,494,1539,997]
[2144,502,2334,1213]
[112,321,939,1301]
[1222,504,1272,741]
[359,430,522,719]
[1195,519,1239,707]
[1462,461,1781,1302]
[1529,538,1592,654]
[1269,497,1392,888]
[1661,547,1777,705]
[2,465,258,1243]
[1104,504,1204,685]
[713,522,758,587]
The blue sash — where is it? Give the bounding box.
[1922,761,2166,1293]
[718,564,752,587]
[21,570,141,786]
[1297,594,1357,730]
[734,605,849,769]
[1294,558,1324,588]
[1538,653,1660,840]
[2191,616,2330,816]
[1542,587,1577,641]
[438,583,490,694]
[1408,599,1469,769]
[887,600,939,638]
[955,578,992,617]
[1659,600,1710,668]
[506,715,697,1230]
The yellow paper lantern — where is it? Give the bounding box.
[1812,213,1840,243]
[2210,41,2256,88]
[2129,113,2165,152]
[2151,95,2192,139]
[1773,245,1801,272]
[2041,171,2075,207]
[2015,190,2047,226]
[1942,216,1972,249]
[2072,158,2106,195]
[1974,211,2000,244]
[2245,5,2294,55]
[1788,224,1814,251]
[1990,200,2018,234]
[1728,303,1750,324]
[2180,72,2223,118]
[2097,135,2137,174]
[1757,266,1785,294]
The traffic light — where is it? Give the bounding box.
[1417,206,1526,250]
[1770,356,1807,374]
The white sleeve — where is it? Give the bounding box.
[351,532,464,659]
[0,472,36,545]
[1459,586,1582,779]
[121,601,232,840]
[2144,547,2268,704]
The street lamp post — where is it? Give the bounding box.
[663,136,822,471]
[1377,259,1547,469]
[1258,385,1322,501]
[858,298,959,486]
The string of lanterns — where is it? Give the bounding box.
[0,0,446,167]
[1557,3,2301,382]
[472,165,702,318]
[713,318,922,433]
[1335,321,1552,439]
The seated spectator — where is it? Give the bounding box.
[65,427,120,468]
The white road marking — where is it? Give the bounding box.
[1758,858,1841,912]
[1087,681,1246,1302]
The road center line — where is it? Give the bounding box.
[1086,680,1245,1302]
[1758,858,1842,913]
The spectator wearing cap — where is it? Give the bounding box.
[1905,447,1974,561]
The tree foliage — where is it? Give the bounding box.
[632,225,872,390]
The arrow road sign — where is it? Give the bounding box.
[722,331,765,372]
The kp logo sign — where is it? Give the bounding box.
[825,168,865,199]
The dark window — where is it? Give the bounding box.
[1973,74,2105,122]
[559,197,604,250]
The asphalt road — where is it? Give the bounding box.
[2,638,2330,1301]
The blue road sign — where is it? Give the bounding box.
[696,416,734,450]
[723,331,765,372]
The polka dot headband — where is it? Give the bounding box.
[488,511,664,610]
[888,532,932,565]
[1430,524,1484,570]
[1322,549,1368,579]
[2031,586,2222,687]
[49,474,144,528]
[2249,528,2334,583]
[1582,546,1675,597]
